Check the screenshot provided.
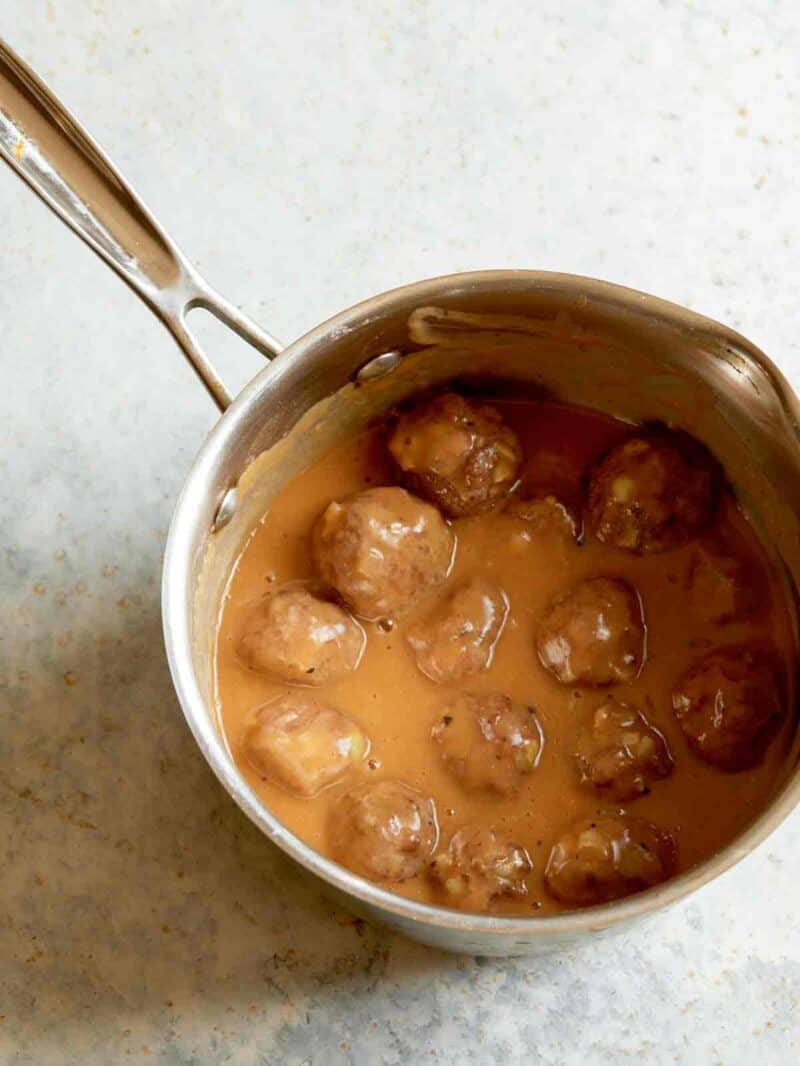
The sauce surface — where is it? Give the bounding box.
[216,400,796,914]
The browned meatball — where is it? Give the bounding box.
[575,703,673,800]
[407,576,508,683]
[239,583,365,685]
[587,431,719,553]
[686,547,752,625]
[505,493,580,543]
[536,577,645,686]
[545,814,676,906]
[388,393,522,517]
[431,692,544,795]
[241,693,369,797]
[672,646,783,770]
[428,825,532,910]
[328,780,438,882]
[311,487,454,621]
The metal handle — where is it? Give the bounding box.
[0,37,282,411]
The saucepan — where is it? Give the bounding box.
[3,38,799,956]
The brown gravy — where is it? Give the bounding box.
[215,400,796,914]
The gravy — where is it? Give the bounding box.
[216,400,796,915]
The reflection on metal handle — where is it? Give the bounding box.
[0,37,282,411]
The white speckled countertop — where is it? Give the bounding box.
[2,2,800,1062]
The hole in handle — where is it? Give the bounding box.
[185,306,269,401]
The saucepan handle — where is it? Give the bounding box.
[0,37,282,411]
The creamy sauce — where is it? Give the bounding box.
[216,400,797,914]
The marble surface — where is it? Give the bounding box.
[2,1,800,1062]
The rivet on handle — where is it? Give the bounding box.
[211,486,238,533]
[356,350,404,383]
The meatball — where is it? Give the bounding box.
[328,780,438,882]
[587,431,718,553]
[545,814,676,906]
[311,486,453,621]
[429,825,532,910]
[239,583,365,685]
[241,692,369,797]
[536,577,645,686]
[686,547,752,625]
[407,576,508,683]
[505,493,579,543]
[672,646,783,770]
[388,392,522,517]
[431,692,544,795]
[575,702,673,800]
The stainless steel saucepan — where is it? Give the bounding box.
[3,38,799,956]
